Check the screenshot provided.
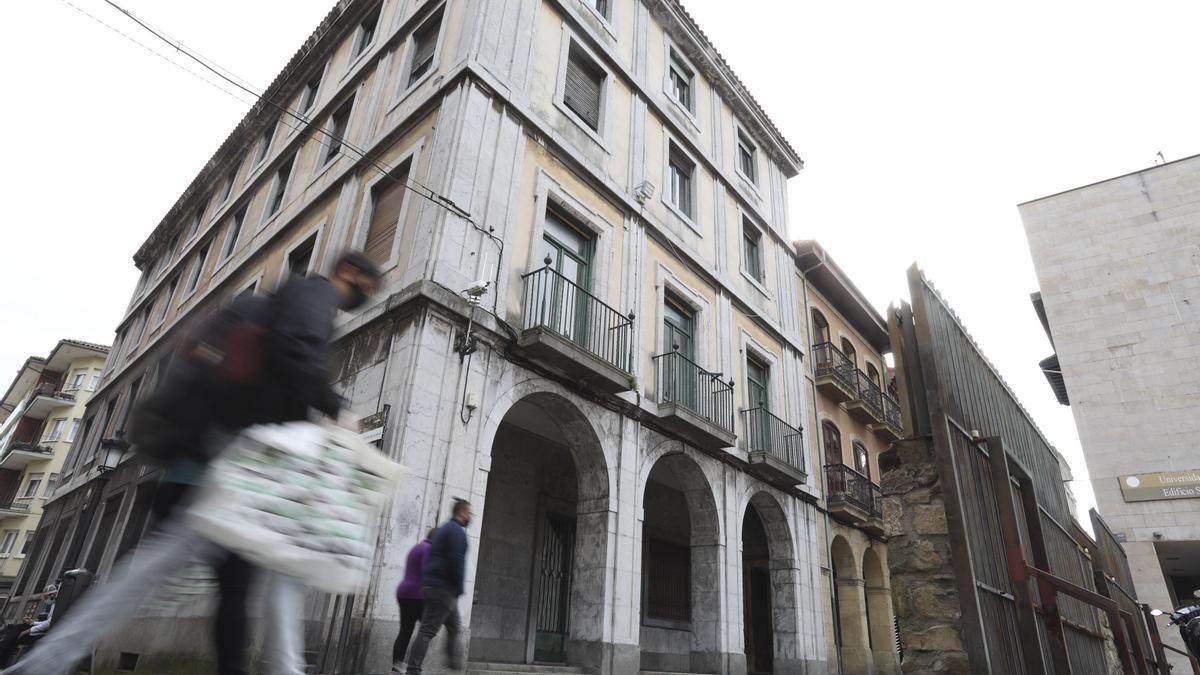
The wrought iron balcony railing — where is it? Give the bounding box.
[881,391,903,431]
[30,383,73,403]
[741,407,804,470]
[521,263,633,373]
[854,369,885,418]
[652,348,734,434]
[812,342,855,388]
[825,463,879,515]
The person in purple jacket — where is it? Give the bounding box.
[393,529,435,673]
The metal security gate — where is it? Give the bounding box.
[532,513,574,663]
[891,266,1118,674]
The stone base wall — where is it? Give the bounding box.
[877,437,970,675]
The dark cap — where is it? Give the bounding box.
[335,250,383,279]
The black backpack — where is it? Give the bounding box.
[128,293,279,463]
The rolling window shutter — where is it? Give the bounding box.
[564,51,602,130]
[366,171,407,264]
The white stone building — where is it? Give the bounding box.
[1021,155,1200,670]
[10,1,834,673]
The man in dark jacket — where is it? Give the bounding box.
[5,251,382,675]
[404,499,472,675]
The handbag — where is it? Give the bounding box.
[184,421,400,594]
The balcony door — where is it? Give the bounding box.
[746,356,771,450]
[540,209,593,345]
[663,296,697,409]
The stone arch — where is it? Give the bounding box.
[863,547,897,675]
[831,535,873,675]
[743,491,801,673]
[639,448,723,674]
[468,382,612,668]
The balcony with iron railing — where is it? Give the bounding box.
[812,342,857,403]
[517,261,634,394]
[741,406,806,487]
[652,348,736,451]
[0,497,34,519]
[0,436,53,472]
[825,463,878,525]
[22,383,75,420]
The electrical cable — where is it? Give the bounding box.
[95,0,477,225]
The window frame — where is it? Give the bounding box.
[350,5,381,62]
[44,418,67,443]
[745,353,771,412]
[281,225,324,281]
[22,474,44,499]
[665,141,697,222]
[261,154,297,226]
[741,217,765,285]
[811,308,831,345]
[581,0,611,22]
[664,45,700,127]
[821,419,843,467]
[404,6,445,92]
[219,206,248,264]
[181,241,212,302]
[841,337,858,369]
[852,440,871,479]
[353,140,424,270]
[319,96,356,169]
[155,275,179,329]
[249,118,279,175]
[554,36,611,147]
[18,531,34,557]
[526,170,616,305]
[65,419,79,443]
[0,531,17,557]
[661,138,701,232]
[735,127,759,187]
[216,166,239,208]
[69,371,86,390]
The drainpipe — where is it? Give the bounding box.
[798,255,843,675]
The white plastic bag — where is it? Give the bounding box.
[184,421,399,594]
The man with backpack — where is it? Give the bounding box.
[5,251,382,675]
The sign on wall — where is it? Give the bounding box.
[1119,469,1200,502]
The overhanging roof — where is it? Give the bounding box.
[795,240,889,352]
[0,339,110,420]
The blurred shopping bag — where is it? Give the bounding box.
[184,421,400,594]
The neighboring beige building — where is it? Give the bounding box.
[1021,155,1200,671]
[796,242,901,675]
[13,2,834,674]
[0,340,108,602]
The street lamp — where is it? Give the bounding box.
[97,435,129,473]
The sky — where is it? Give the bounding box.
[6,1,1200,525]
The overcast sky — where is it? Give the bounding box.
[6,1,1200,525]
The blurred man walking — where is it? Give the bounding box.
[404,500,472,675]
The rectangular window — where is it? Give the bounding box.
[644,538,690,622]
[65,419,79,443]
[158,276,178,325]
[354,7,380,57]
[252,119,278,167]
[286,234,317,278]
[237,280,259,299]
[22,474,43,499]
[45,474,59,497]
[86,494,125,573]
[186,205,205,240]
[585,0,610,19]
[45,419,66,442]
[69,371,86,390]
[218,168,237,205]
[742,220,763,281]
[88,370,102,390]
[299,72,322,115]
[746,355,769,410]
[19,532,33,556]
[0,531,16,556]
[668,50,693,112]
[668,144,694,218]
[322,97,354,165]
[663,295,695,359]
[265,156,294,218]
[737,130,757,183]
[221,208,247,261]
[408,9,443,86]
[538,207,595,344]
[161,234,180,273]
[184,242,211,296]
[563,45,604,131]
[364,164,409,264]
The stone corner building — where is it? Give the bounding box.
[5,1,842,673]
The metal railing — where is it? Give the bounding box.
[3,437,52,456]
[521,263,633,373]
[812,342,855,388]
[0,500,31,513]
[854,369,885,418]
[30,383,73,403]
[653,348,734,433]
[881,391,902,430]
[825,463,879,515]
[741,407,804,470]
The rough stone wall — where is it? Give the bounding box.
[877,437,970,675]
